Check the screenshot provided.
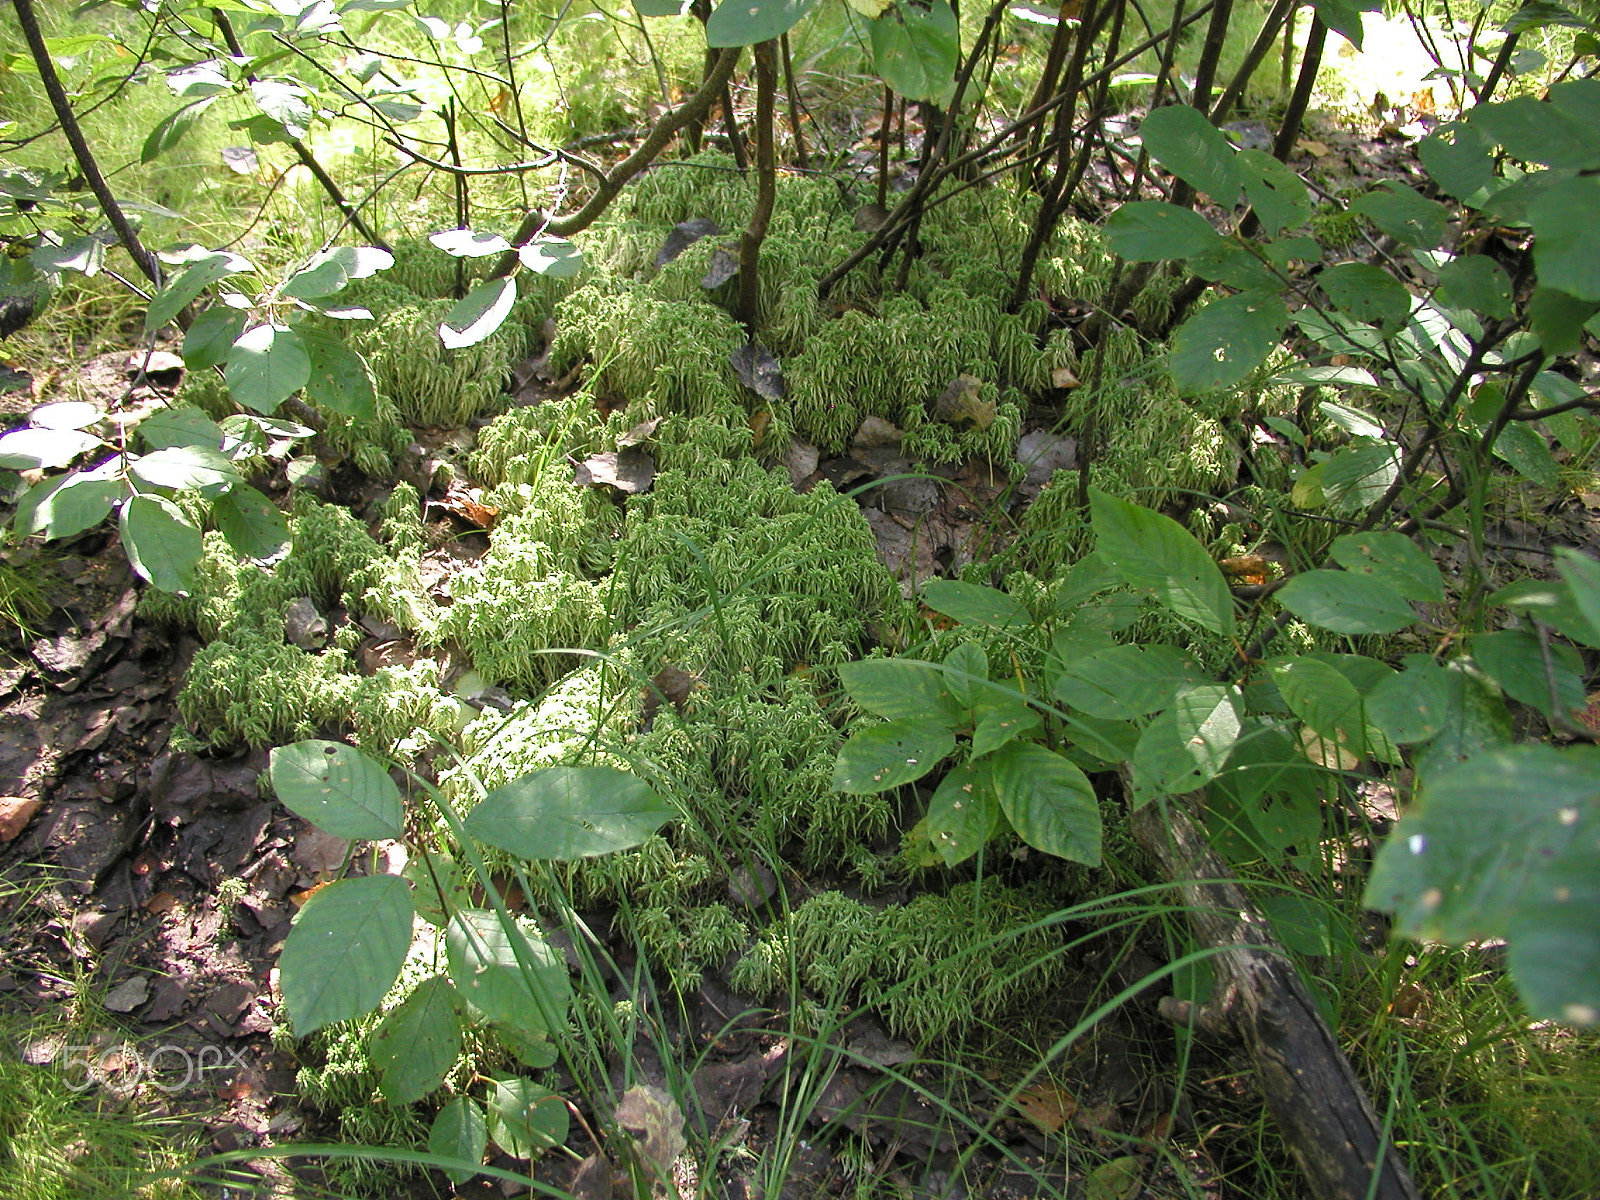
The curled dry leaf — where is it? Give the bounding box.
[573,447,656,495]
[613,1084,686,1180]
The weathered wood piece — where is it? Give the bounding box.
[1129,788,1420,1200]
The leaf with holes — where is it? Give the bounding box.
[1169,291,1287,393]
[871,0,959,103]
[925,762,999,867]
[269,740,405,840]
[832,719,956,793]
[1104,202,1225,261]
[280,874,414,1035]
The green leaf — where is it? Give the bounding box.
[1189,241,1283,293]
[831,719,956,793]
[439,276,516,350]
[925,761,999,867]
[517,237,585,278]
[1492,420,1560,489]
[128,444,241,497]
[488,1078,569,1159]
[119,494,202,593]
[1313,0,1382,47]
[182,306,247,371]
[1411,661,1514,776]
[1529,175,1600,302]
[14,472,122,540]
[941,642,989,712]
[1169,291,1287,393]
[268,739,406,839]
[1527,287,1600,355]
[280,874,414,1035]
[1052,643,1205,720]
[137,406,225,451]
[145,251,251,333]
[214,485,291,564]
[430,228,512,258]
[1131,683,1242,801]
[1275,569,1416,635]
[1103,201,1225,261]
[1365,656,1455,744]
[1089,489,1234,635]
[635,0,693,13]
[1320,262,1412,329]
[250,77,312,139]
[1472,629,1585,719]
[1504,1,1592,34]
[445,909,571,1035]
[970,690,1042,756]
[300,326,377,421]
[1268,655,1365,746]
[871,0,959,103]
[430,1097,487,1185]
[1419,121,1496,201]
[1329,532,1444,602]
[985,742,1101,865]
[1236,149,1311,235]
[1139,105,1242,202]
[225,324,311,414]
[464,766,674,859]
[1436,254,1513,319]
[370,976,462,1104]
[1350,184,1448,247]
[1556,549,1600,648]
[919,579,1032,628]
[839,657,961,724]
[1469,94,1600,170]
[141,98,215,164]
[281,256,349,300]
[1366,745,1600,1024]
[0,427,105,470]
[706,0,823,46]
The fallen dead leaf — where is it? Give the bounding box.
[0,795,42,842]
[574,447,656,494]
[1297,139,1330,157]
[1012,1082,1077,1132]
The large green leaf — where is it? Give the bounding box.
[1275,569,1417,635]
[225,324,311,414]
[214,485,292,564]
[489,1078,569,1159]
[430,1096,487,1185]
[1365,655,1456,744]
[370,976,463,1104]
[1320,262,1412,329]
[300,327,378,422]
[1089,489,1233,635]
[269,739,406,840]
[1139,104,1241,202]
[920,579,1032,628]
[280,874,415,1035]
[941,642,989,712]
[838,657,961,724]
[1472,630,1585,720]
[1268,655,1365,746]
[1527,287,1600,356]
[137,406,225,452]
[1529,175,1600,302]
[1236,149,1311,235]
[1436,254,1514,319]
[871,0,958,103]
[119,494,202,593]
[0,427,105,470]
[464,766,673,860]
[181,306,247,371]
[970,690,1042,757]
[145,251,252,332]
[1103,202,1224,262]
[445,909,571,1034]
[706,0,822,46]
[832,719,956,793]
[1418,121,1496,201]
[986,742,1101,865]
[1367,745,1600,1024]
[438,277,517,349]
[1131,683,1241,801]
[14,472,122,540]
[1350,183,1448,247]
[1328,532,1444,602]
[1556,549,1600,648]
[128,445,241,497]
[1169,291,1287,393]
[1051,643,1204,720]
[1468,93,1600,171]
[925,761,999,867]
[1313,0,1382,47]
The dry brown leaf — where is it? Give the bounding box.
[1013,1082,1077,1132]
[1297,139,1330,157]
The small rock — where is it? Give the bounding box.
[786,440,820,488]
[0,795,42,841]
[283,598,328,650]
[104,975,151,1013]
[127,350,185,379]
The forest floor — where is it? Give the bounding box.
[0,102,1589,1200]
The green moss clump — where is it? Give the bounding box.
[318,389,413,478]
[731,883,1065,1044]
[472,395,607,487]
[345,281,527,427]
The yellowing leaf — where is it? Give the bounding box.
[846,0,895,16]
